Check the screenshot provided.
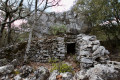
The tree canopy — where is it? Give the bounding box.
[74,0,120,42]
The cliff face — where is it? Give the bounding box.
[33,10,89,38]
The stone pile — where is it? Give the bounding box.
[76,34,110,69]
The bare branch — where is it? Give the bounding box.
[10,0,24,13]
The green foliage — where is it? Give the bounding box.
[72,55,78,62]
[90,26,107,41]
[50,62,73,73]
[50,25,67,35]
[75,0,120,41]
[17,32,29,42]
[13,70,20,75]
[48,57,59,63]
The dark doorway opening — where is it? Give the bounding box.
[66,43,76,54]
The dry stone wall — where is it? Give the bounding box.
[29,36,66,62]
[76,34,110,69]
[0,34,110,65]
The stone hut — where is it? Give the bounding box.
[27,33,110,68]
[0,33,110,70]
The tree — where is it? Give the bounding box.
[0,0,33,45]
[24,0,61,62]
[75,0,120,41]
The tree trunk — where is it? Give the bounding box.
[7,17,12,44]
[24,0,38,62]
[25,0,38,53]
[0,24,5,38]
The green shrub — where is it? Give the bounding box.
[48,57,59,63]
[50,62,73,73]
[13,70,20,75]
[50,25,67,35]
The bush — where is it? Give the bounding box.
[50,25,67,35]
[48,57,59,63]
[50,62,73,73]
[13,70,20,75]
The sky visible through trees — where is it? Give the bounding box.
[10,0,76,27]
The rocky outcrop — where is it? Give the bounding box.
[34,10,88,37]
[74,61,120,80]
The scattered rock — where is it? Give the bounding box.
[14,75,22,80]
[48,70,59,80]
[74,63,120,80]
[11,59,19,67]
[60,72,73,80]
[31,66,49,80]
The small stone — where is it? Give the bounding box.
[81,58,93,64]
[80,51,90,56]
[60,72,73,80]
[92,45,99,51]
[92,40,100,45]
[48,70,59,80]
[11,59,18,67]
[14,75,22,80]
[89,36,96,41]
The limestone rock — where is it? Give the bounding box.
[74,63,120,80]
[0,65,14,75]
[60,72,73,80]
[19,65,33,78]
[11,59,19,67]
[81,58,93,64]
[31,66,49,80]
[48,70,59,80]
[48,70,73,80]
[14,75,22,80]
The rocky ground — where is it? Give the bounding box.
[0,34,120,80]
[0,58,120,80]
[0,55,80,80]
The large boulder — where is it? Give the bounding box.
[0,65,14,75]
